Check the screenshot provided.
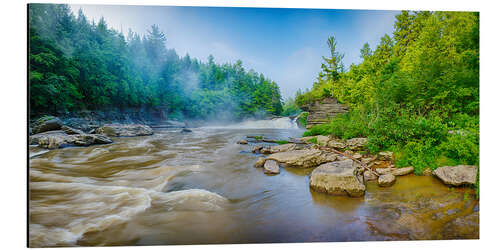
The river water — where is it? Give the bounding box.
[28,118,479,247]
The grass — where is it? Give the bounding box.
[275,140,289,145]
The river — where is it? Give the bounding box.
[28,118,478,247]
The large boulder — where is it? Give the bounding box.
[346,137,368,151]
[378,174,396,187]
[363,170,377,182]
[316,135,330,146]
[29,130,113,149]
[433,165,478,186]
[267,149,337,168]
[254,157,266,168]
[260,143,297,154]
[263,160,280,174]
[309,159,365,197]
[95,124,153,137]
[32,116,62,134]
[61,125,84,135]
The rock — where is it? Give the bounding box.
[327,138,346,149]
[267,149,337,168]
[260,143,297,154]
[363,170,377,182]
[316,135,330,146]
[95,124,153,137]
[300,97,349,129]
[375,166,413,176]
[309,159,365,197]
[254,157,266,168]
[422,168,433,176]
[391,166,414,176]
[237,139,248,144]
[299,136,317,143]
[369,160,392,170]
[346,137,368,151]
[433,165,478,186]
[361,155,377,165]
[181,128,192,133]
[378,151,393,161]
[61,125,84,135]
[378,174,396,187]
[29,130,112,149]
[32,116,62,134]
[252,145,263,153]
[263,160,280,174]
[352,153,363,160]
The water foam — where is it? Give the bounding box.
[204,117,299,129]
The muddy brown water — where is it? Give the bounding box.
[28,125,478,247]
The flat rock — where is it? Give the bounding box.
[363,170,378,182]
[95,124,153,137]
[378,174,396,187]
[29,130,113,149]
[433,165,478,186]
[376,166,413,176]
[327,138,346,149]
[263,160,280,174]
[61,125,85,135]
[378,151,393,161]
[309,159,365,197]
[316,135,330,146]
[252,145,263,153]
[237,139,248,144]
[346,137,368,151]
[260,143,297,154]
[267,149,337,168]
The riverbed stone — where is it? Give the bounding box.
[61,125,85,135]
[433,165,478,186]
[254,157,266,168]
[252,145,263,153]
[316,135,330,146]
[326,138,346,149]
[32,116,62,134]
[95,124,153,137]
[29,130,113,149]
[375,166,413,176]
[267,149,337,168]
[378,174,396,187]
[237,139,248,144]
[346,137,368,151]
[263,160,280,174]
[363,170,377,182]
[260,143,297,154]
[309,159,365,197]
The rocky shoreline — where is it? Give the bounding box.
[244,134,478,198]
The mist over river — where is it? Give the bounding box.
[28,118,478,247]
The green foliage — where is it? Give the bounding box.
[281,98,302,116]
[275,140,289,145]
[297,112,308,128]
[298,11,479,193]
[307,137,317,144]
[28,4,283,120]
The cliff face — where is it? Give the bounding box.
[300,97,348,129]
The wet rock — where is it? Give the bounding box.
[363,170,377,182]
[61,125,84,135]
[378,174,396,187]
[181,128,192,133]
[442,211,479,239]
[254,157,266,168]
[260,143,297,154]
[327,138,346,149]
[237,139,248,144]
[95,124,153,137]
[32,116,62,134]
[29,130,113,149]
[252,145,263,153]
[378,151,393,161]
[361,155,377,165]
[263,160,280,174]
[309,159,366,197]
[433,165,478,186]
[267,149,337,168]
[369,160,392,170]
[316,135,330,146]
[346,137,368,151]
[352,153,363,160]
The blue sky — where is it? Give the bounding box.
[69,5,399,98]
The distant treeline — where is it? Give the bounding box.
[28,4,283,120]
[296,11,479,178]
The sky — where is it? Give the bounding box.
[69,4,399,98]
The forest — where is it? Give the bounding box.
[294,11,479,184]
[28,4,283,120]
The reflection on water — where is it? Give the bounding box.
[29,127,478,247]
